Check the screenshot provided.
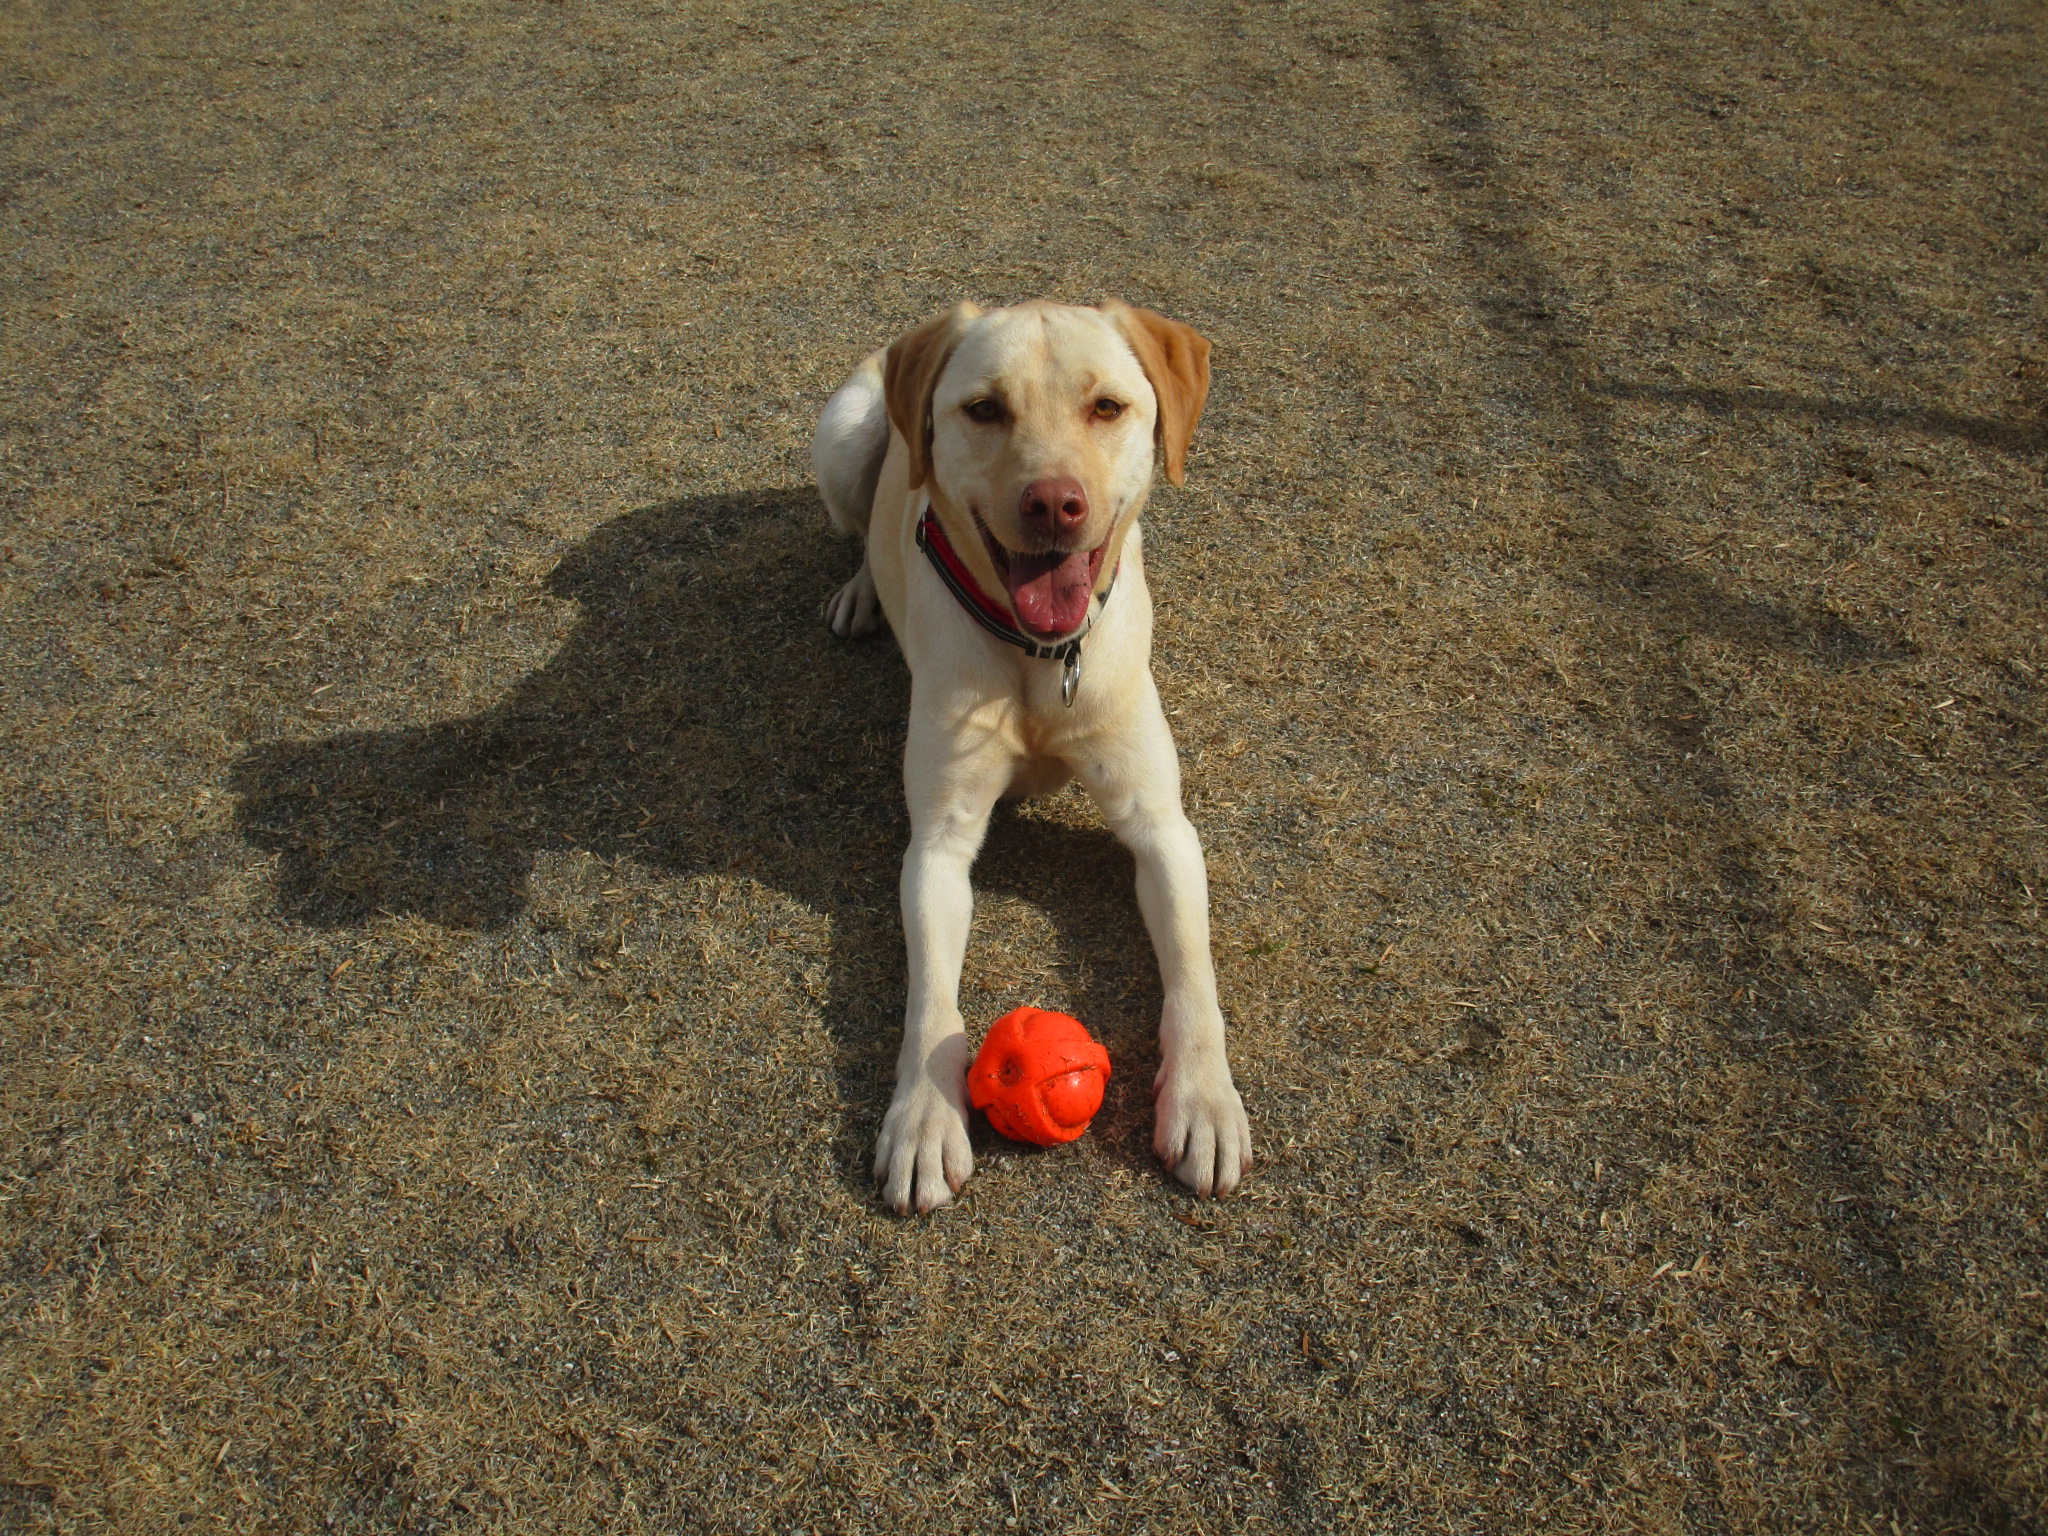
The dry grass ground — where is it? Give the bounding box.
[3,1,2044,1531]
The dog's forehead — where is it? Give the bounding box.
[941,305,1148,400]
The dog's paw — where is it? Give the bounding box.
[1153,1059,1252,1198]
[824,565,881,638]
[875,1072,973,1215]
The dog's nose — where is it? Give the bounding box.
[1019,477,1088,540]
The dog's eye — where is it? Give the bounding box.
[1092,397,1125,421]
[964,398,1003,424]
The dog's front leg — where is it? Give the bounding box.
[1077,686,1252,1197]
[874,714,1013,1215]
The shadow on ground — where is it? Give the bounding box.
[229,487,1162,1171]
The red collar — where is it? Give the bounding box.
[914,503,1117,706]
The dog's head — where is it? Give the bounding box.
[885,300,1210,642]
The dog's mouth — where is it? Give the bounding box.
[974,513,1106,640]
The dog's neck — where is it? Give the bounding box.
[914,499,1122,706]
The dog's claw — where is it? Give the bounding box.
[875,1075,973,1216]
[1153,1064,1251,1198]
[825,565,881,638]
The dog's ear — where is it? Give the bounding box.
[884,303,979,489]
[1105,302,1212,486]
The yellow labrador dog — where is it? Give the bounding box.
[812,300,1251,1214]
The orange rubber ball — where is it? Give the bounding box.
[968,1007,1112,1146]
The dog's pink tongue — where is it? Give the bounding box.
[1006,550,1095,637]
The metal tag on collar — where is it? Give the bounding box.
[1060,644,1082,707]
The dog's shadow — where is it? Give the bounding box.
[229,487,1162,1184]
